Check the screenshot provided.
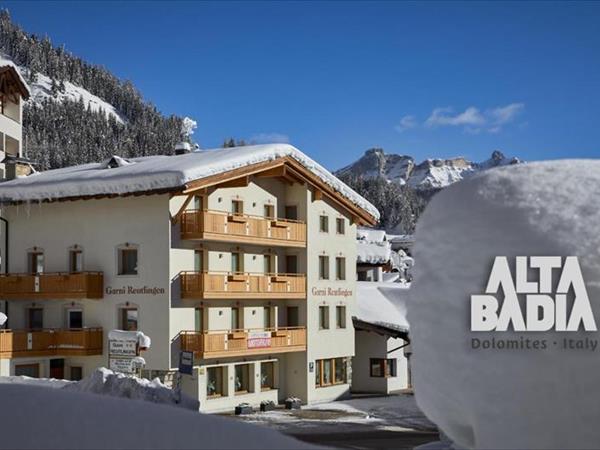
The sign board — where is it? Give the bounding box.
[247,330,271,349]
[109,340,137,356]
[179,351,194,375]
[109,357,135,374]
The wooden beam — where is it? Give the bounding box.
[215,176,249,189]
[171,194,195,224]
[255,166,287,178]
[313,190,323,201]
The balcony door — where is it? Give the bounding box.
[231,252,243,274]
[285,205,297,221]
[27,307,43,330]
[69,249,83,273]
[286,255,298,274]
[28,251,44,274]
[263,254,274,275]
[67,309,83,329]
[49,358,65,380]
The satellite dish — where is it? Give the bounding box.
[0,312,7,326]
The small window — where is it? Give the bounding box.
[118,246,138,276]
[235,364,250,394]
[69,249,83,273]
[231,252,243,273]
[261,362,275,390]
[264,204,275,219]
[207,366,224,397]
[120,307,138,331]
[319,215,329,233]
[28,251,44,274]
[319,306,329,330]
[194,250,203,272]
[336,306,346,329]
[285,205,297,220]
[336,257,346,281]
[194,195,203,210]
[231,307,240,330]
[336,218,345,235]
[67,309,83,329]
[231,200,244,215]
[70,366,83,381]
[194,307,204,332]
[319,256,329,280]
[370,358,397,378]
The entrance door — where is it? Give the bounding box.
[28,308,43,330]
[49,359,65,380]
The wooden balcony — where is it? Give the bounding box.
[0,272,104,299]
[180,327,306,359]
[180,271,306,299]
[180,209,306,248]
[0,328,103,359]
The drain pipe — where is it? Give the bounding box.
[0,216,7,329]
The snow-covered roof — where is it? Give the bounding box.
[355,281,410,332]
[357,241,391,265]
[357,227,387,243]
[0,144,380,222]
[0,55,30,98]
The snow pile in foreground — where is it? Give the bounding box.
[406,160,600,449]
[0,384,310,449]
[0,144,379,221]
[63,368,198,410]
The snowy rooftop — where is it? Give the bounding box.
[357,241,391,265]
[0,54,31,96]
[357,227,387,243]
[355,281,410,332]
[0,144,379,221]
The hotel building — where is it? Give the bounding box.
[0,144,378,412]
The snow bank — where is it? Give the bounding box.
[63,367,197,410]
[0,383,310,449]
[406,160,600,449]
[0,144,379,221]
[108,329,151,348]
[355,281,410,332]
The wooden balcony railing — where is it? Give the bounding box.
[180,271,306,299]
[180,326,306,359]
[0,272,104,299]
[180,209,306,247]
[0,328,103,359]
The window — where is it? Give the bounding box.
[319,306,329,330]
[231,199,244,215]
[69,249,83,273]
[207,366,224,397]
[194,195,203,210]
[285,205,297,220]
[231,252,242,273]
[336,218,345,235]
[70,366,83,381]
[264,204,275,219]
[28,308,43,330]
[261,362,275,390]
[319,256,329,280]
[194,307,204,332]
[194,250,203,272]
[336,257,346,281]
[231,307,240,330]
[119,308,138,331]
[336,306,346,329]
[235,364,250,394]
[15,364,39,378]
[67,309,83,329]
[28,251,44,274]
[264,306,272,329]
[287,306,299,327]
[118,246,138,275]
[316,358,347,387]
[370,359,397,378]
[286,255,298,274]
[319,215,329,233]
[263,254,273,274]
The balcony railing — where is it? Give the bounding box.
[0,272,104,299]
[0,328,103,359]
[180,326,306,359]
[180,271,306,299]
[180,209,306,247]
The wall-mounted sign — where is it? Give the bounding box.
[109,340,137,357]
[179,351,194,375]
[311,287,353,297]
[105,286,166,296]
[247,330,271,349]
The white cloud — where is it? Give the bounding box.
[395,115,418,133]
[249,132,290,144]
[425,106,486,128]
[488,103,525,125]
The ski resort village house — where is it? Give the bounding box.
[0,143,378,412]
[0,62,34,180]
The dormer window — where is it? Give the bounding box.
[102,155,132,169]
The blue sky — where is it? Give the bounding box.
[3,1,600,169]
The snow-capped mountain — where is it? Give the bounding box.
[336,148,520,190]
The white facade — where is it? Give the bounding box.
[0,151,375,413]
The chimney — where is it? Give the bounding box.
[174,142,192,155]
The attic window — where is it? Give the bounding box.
[102,155,132,169]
